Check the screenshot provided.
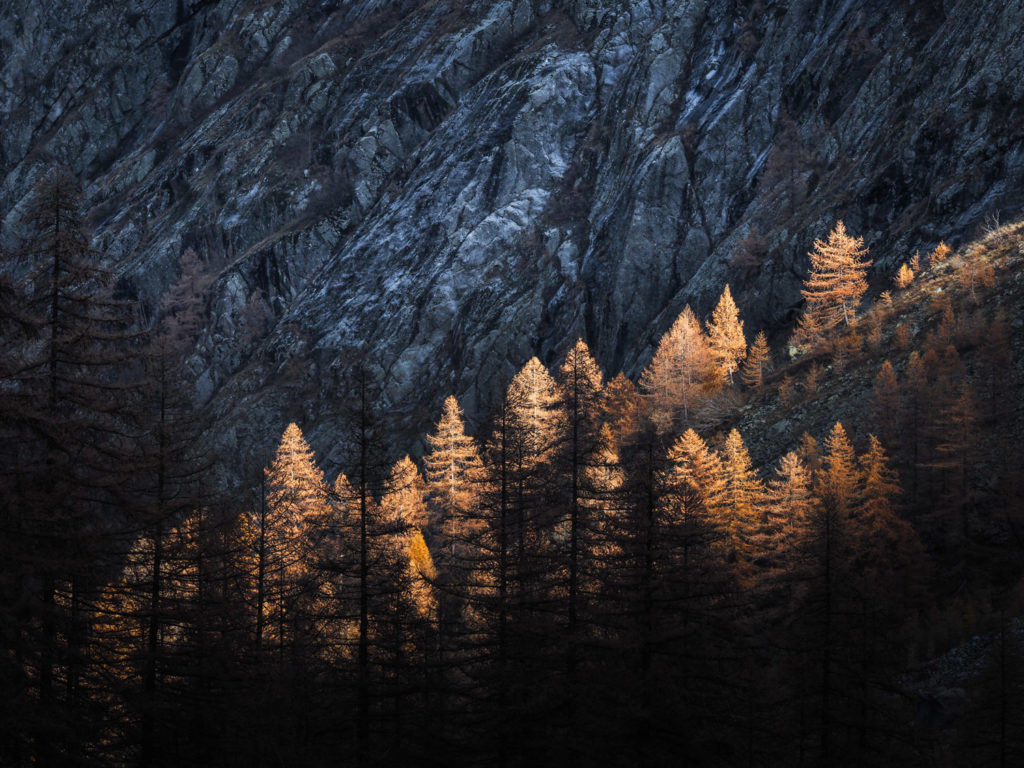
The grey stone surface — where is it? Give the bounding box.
[2,0,1024,474]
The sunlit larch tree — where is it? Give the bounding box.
[662,428,729,593]
[381,455,429,534]
[378,456,439,743]
[421,393,486,730]
[806,422,859,765]
[845,435,926,763]
[639,305,718,431]
[719,429,767,576]
[423,395,484,564]
[324,471,359,654]
[581,424,627,589]
[815,422,858,520]
[553,338,604,745]
[500,357,565,746]
[706,284,747,385]
[380,456,435,620]
[507,356,564,469]
[407,530,438,622]
[653,429,736,754]
[765,451,815,571]
[798,221,871,340]
[263,423,331,660]
[740,330,771,391]
[854,435,926,590]
[665,429,728,519]
[504,356,563,587]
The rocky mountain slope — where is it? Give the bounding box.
[3,0,1024,469]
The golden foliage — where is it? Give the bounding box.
[894,263,914,289]
[740,330,771,390]
[640,305,719,430]
[423,395,485,555]
[799,221,871,333]
[707,284,747,384]
[929,240,951,267]
[506,356,564,465]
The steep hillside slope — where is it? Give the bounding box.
[3,0,1024,467]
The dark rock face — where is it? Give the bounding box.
[3,0,1024,470]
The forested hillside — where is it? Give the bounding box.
[2,170,1022,766]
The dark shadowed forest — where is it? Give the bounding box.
[2,170,1023,767]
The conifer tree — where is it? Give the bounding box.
[644,429,737,761]
[263,423,331,658]
[129,247,212,768]
[855,436,923,583]
[407,530,438,621]
[767,451,815,569]
[506,356,563,467]
[719,429,767,572]
[602,371,646,445]
[707,284,747,385]
[423,395,484,563]
[789,423,860,765]
[665,429,728,519]
[0,168,141,764]
[799,221,871,335]
[894,263,914,289]
[869,360,900,449]
[900,351,929,503]
[741,330,771,390]
[581,423,628,580]
[792,303,827,352]
[381,455,429,532]
[934,380,980,540]
[816,422,858,518]
[929,240,951,267]
[554,339,604,716]
[639,305,718,430]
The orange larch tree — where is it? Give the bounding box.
[894,263,914,290]
[263,423,331,656]
[554,339,605,697]
[665,428,728,520]
[741,330,772,390]
[380,455,429,533]
[639,305,718,430]
[707,284,747,385]
[766,451,815,569]
[423,395,484,560]
[506,356,563,469]
[799,221,872,335]
[719,429,767,573]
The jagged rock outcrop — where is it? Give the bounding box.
[3,0,1024,472]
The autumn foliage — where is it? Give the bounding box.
[795,221,872,347]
